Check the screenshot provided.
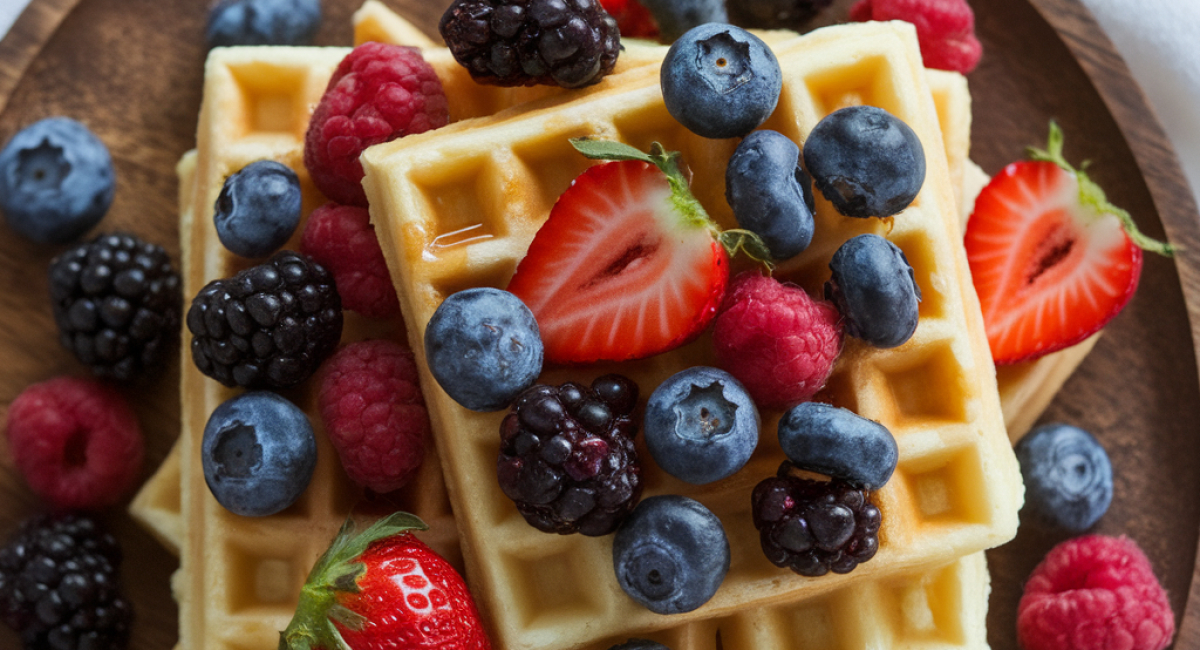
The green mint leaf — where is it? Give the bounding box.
[570,138,656,164]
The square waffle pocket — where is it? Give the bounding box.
[361,20,1022,650]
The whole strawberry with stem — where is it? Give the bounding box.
[964,122,1174,364]
[278,513,490,650]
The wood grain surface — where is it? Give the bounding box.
[1,1,1198,649]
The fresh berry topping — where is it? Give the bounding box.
[202,391,317,516]
[726,0,835,29]
[205,0,321,48]
[964,123,1173,364]
[1018,535,1174,650]
[725,130,816,261]
[304,42,449,207]
[644,366,760,485]
[498,376,642,535]
[825,234,920,348]
[639,0,728,42]
[1015,423,1112,532]
[300,202,399,319]
[280,514,491,650]
[777,402,897,490]
[5,377,144,511]
[598,0,659,39]
[0,117,114,244]
[849,0,981,73]
[439,0,621,89]
[187,250,343,389]
[425,288,543,412]
[507,140,740,364]
[0,514,131,650]
[49,233,182,380]
[609,641,670,650]
[213,160,302,258]
[713,271,841,410]
[317,340,430,494]
[612,495,729,614]
[751,462,881,576]
[661,24,781,140]
[803,106,925,219]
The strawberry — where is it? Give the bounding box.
[507,139,768,365]
[599,0,660,39]
[279,513,491,650]
[964,123,1173,364]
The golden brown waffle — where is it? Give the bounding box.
[362,20,1020,650]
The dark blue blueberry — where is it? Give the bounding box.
[825,234,920,348]
[613,495,729,614]
[0,117,114,244]
[725,130,815,260]
[639,0,727,42]
[777,402,898,490]
[201,391,316,516]
[206,0,322,48]
[1015,423,1112,532]
[644,366,759,484]
[213,160,302,258]
[661,24,782,140]
[727,0,835,28]
[608,641,670,650]
[425,287,543,412]
[802,105,925,218]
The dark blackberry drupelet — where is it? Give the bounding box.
[0,514,131,650]
[49,233,182,380]
[497,374,643,536]
[439,0,620,89]
[187,250,342,389]
[727,0,834,28]
[751,462,882,577]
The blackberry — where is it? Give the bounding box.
[727,0,834,29]
[439,0,620,89]
[49,232,182,380]
[187,250,342,389]
[751,462,881,577]
[0,514,131,650]
[497,374,643,536]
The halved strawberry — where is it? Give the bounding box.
[599,0,660,40]
[964,123,1173,364]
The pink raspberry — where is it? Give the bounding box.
[300,202,400,319]
[5,376,144,510]
[712,271,843,411]
[849,0,982,73]
[1018,535,1175,650]
[304,42,449,206]
[316,340,430,493]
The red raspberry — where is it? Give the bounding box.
[849,0,982,73]
[5,376,144,510]
[712,271,843,411]
[1018,535,1175,650]
[316,340,430,493]
[599,0,660,39]
[304,42,449,207]
[300,202,400,319]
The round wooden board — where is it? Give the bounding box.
[2,0,1199,648]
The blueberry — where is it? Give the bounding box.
[825,234,920,348]
[206,0,322,48]
[644,367,759,484]
[725,130,816,260]
[661,24,782,140]
[802,105,925,218]
[639,0,728,42]
[608,641,670,650]
[0,117,114,244]
[212,160,302,258]
[777,402,898,490]
[613,495,729,614]
[425,287,543,412]
[1015,423,1113,531]
[201,391,317,516]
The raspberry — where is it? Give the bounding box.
[712,271,842,411]
[316,340,430,493]
[1018,535,1174,650]
[599,0,659,39]
[300,202,399,319]
[849,0,982,73]
[304,42,449,207]
[4,377,144,511]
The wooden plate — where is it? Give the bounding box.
[1,0,1198,648]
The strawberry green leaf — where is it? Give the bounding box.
[719,229,775,270]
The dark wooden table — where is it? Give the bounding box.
[2,0,1199,648]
